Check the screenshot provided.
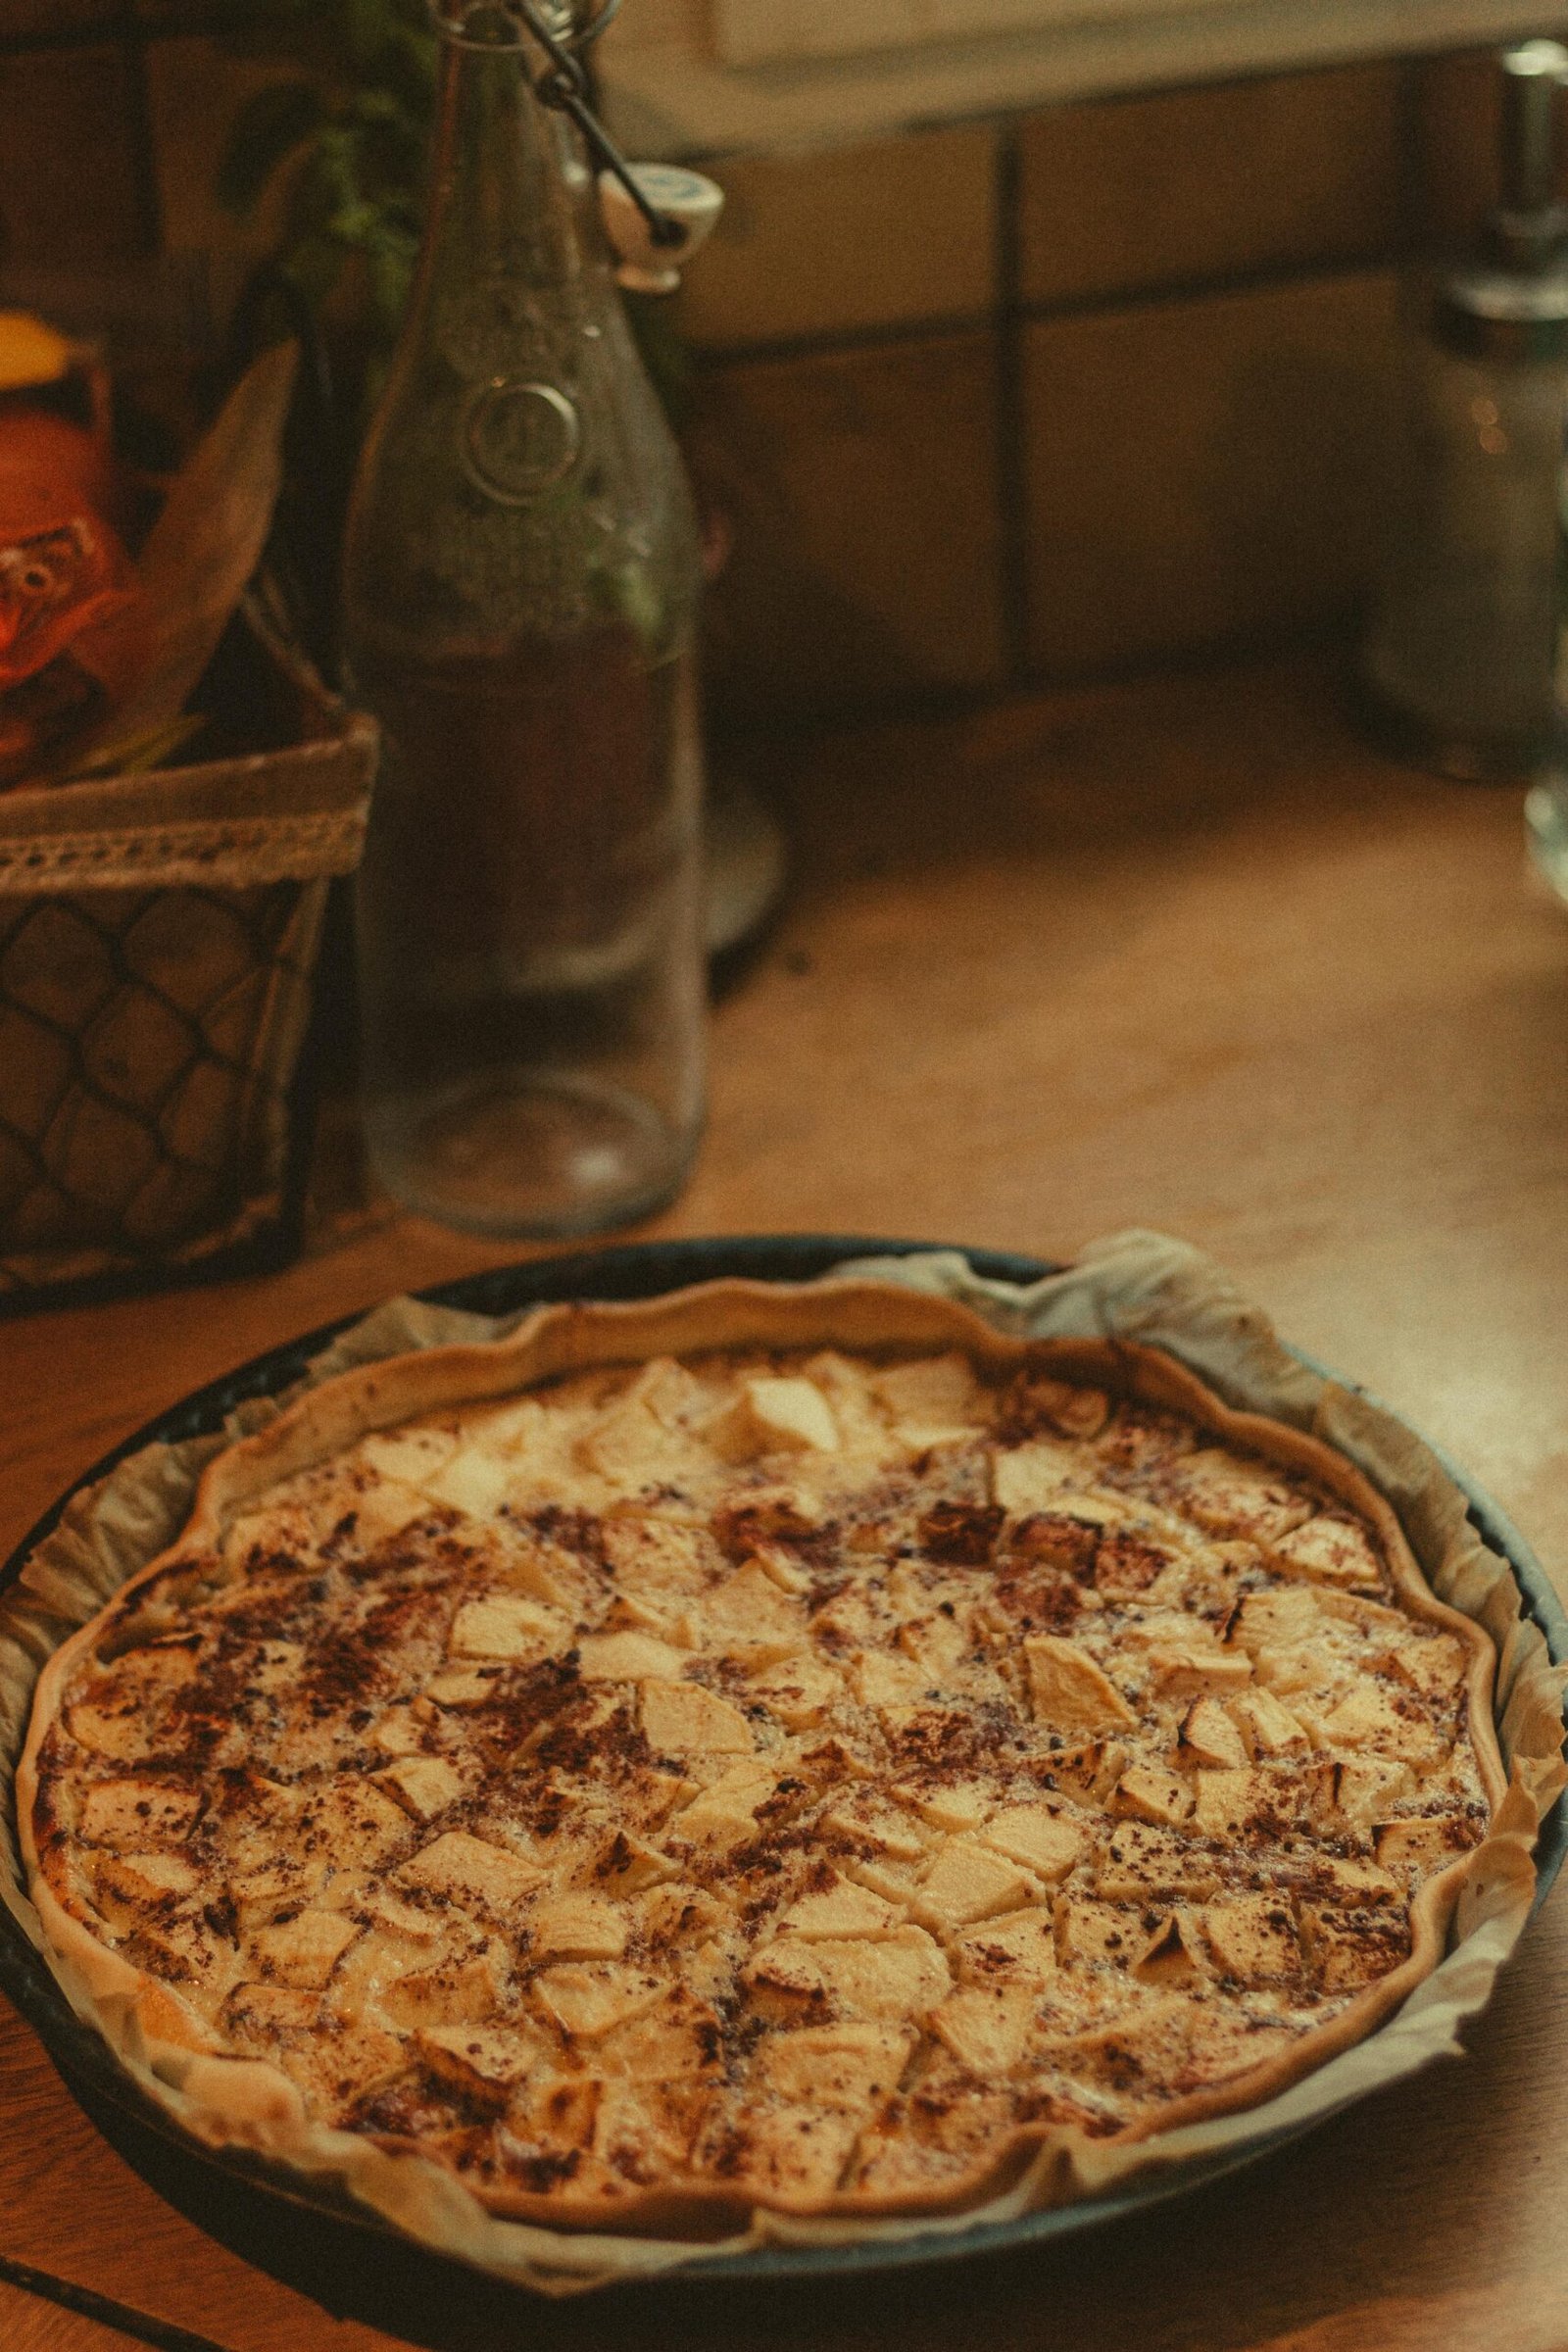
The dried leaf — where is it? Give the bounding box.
[72,341,299,762]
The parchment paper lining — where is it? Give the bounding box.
[2,1229,1563,2295]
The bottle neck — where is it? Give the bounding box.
[415,9,606,310]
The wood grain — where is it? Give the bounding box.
[0,2277,161,2352]
[2,652,1565,2352]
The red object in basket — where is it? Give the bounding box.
[0,406,148,786]
[0,414,140,691]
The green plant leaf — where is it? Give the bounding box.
[316,122,364,191]
[350,84,415,125]
[349,84,428,183]
[285,147,343,238]
[382,18,440,107]
[216,78,324,216]
[327,201,383,244]
[364,221,418,333]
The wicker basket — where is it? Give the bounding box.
[0,616,376,1310]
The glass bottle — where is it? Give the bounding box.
[341,0,706,1237]
[1525,427,1568,906]
[1360,41,1568,778]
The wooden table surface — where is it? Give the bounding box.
[4,655,1568,2352]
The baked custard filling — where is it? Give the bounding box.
[24,1342,1498,2224]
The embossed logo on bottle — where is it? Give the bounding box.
[461,375,581,504]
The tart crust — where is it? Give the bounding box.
[17,1279,1506,2235]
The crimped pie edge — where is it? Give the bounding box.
[15,1276,1511,2237]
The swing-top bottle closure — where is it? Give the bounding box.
[427,0,722,295]
[427,0,721,506]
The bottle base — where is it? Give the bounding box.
[1351,670,1547,782]
[1526,781,1568,910]
[364,1071,699,1240]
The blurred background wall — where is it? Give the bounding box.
[0,7,1551,726]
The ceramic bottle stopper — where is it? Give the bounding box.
[599,165,724,292]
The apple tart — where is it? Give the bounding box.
[18,1282,1505,2231]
